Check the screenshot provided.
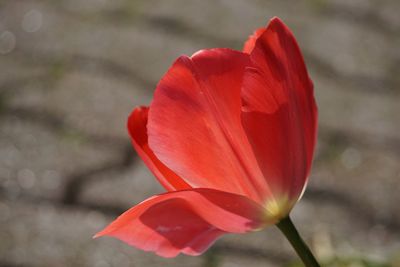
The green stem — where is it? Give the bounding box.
[277,216,321,267]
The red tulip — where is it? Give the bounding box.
[95,17,317,258]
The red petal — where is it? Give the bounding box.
[147,48,272,202]
[95,188,265,257]
[241,17,317,200]
[128,107,191,191]
[243,27,266,54]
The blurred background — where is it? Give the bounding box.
[1,0,399,266]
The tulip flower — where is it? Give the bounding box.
[96,17,319,266]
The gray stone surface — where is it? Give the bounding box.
[1,0,400,266]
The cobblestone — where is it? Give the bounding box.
[1,0,399,266]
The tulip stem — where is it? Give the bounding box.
[277,216,321,267]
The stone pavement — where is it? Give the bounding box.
[1,0,400,266]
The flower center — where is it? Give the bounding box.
[264,194,294,223]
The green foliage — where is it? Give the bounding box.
[48,60,67,82]
[61,129,88,146]
[202,247,221,267]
